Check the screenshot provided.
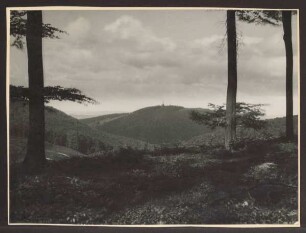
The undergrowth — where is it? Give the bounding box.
[10,138,298,224]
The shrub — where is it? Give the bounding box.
[151,146,192,156]
[244,162,279,182]
[109,147,144,164]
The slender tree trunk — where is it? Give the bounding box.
[282,11,294,141]
[23,11,46,171]
[225,10,238,151]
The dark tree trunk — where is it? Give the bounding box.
[282,11,294,141]
[23,11,46,171]
[225,10,238,151]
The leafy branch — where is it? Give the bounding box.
[236,10,282,26]
[10,10,67,49]
[190,102,267,131]
[10,85,97,104]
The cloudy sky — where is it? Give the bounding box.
[10,9,299,118]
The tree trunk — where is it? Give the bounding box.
[225,10,238,151]
[23,11,46,172]
[282,11,294,141]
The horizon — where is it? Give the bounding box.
[49,103,295,120]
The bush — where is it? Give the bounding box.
[109,147,144,164]
[151,146,192,156]
[244,162,279,183]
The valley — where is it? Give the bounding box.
[9,101,298,224]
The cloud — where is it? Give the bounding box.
[242,36,263,45]
[122,52,182,69]
[65,17,91,40]
[104,15,142,39]
[236,32,298,97]
[104,15,176,52]
[240,33,284,57]
[192,35,224,48]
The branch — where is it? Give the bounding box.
[10,85,97,104]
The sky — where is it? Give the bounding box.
[9,9,299,118]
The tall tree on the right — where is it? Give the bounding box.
[282,11,294,140]
[225,10,238,150]
[237,10,295,141]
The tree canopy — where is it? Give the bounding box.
[236,10,297,27]
[236,10,282,26]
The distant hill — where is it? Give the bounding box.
[11,101,298,155]
[265,115,298,136]
[82,105,211,144]
[10,101,153,154]
[81,113,128,127]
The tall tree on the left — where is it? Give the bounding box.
[10,11,66,172]
[24,11,45,171]
[11,11,97,171]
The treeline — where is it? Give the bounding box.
[10,126,108,154]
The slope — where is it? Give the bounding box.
[88,105,210,144]
[10,101,153,153]
[81,113,128,127]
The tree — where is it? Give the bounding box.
[225,10,238,150]
[23,11,45,171]
[236,10,295,140]
[282,11,294,140]
[190,103,267,142]
[10,11,95,172]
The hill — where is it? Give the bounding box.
[10,101,153,154]
[10,137,86,164]
[265,115,298,136]
[11,101,298,155]
[82,105,210,144]
[181,115,298,147]
[82,105,298,146]
[81,113,128,127]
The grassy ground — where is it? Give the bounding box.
[10,138,298,225]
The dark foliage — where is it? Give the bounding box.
[190,103,267,131]
[10,10,67,49]
[108,147,145,164]
[151,145,194,156]
[191,104,226,129]
[10,85,97,104]
[237,10,296,26]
